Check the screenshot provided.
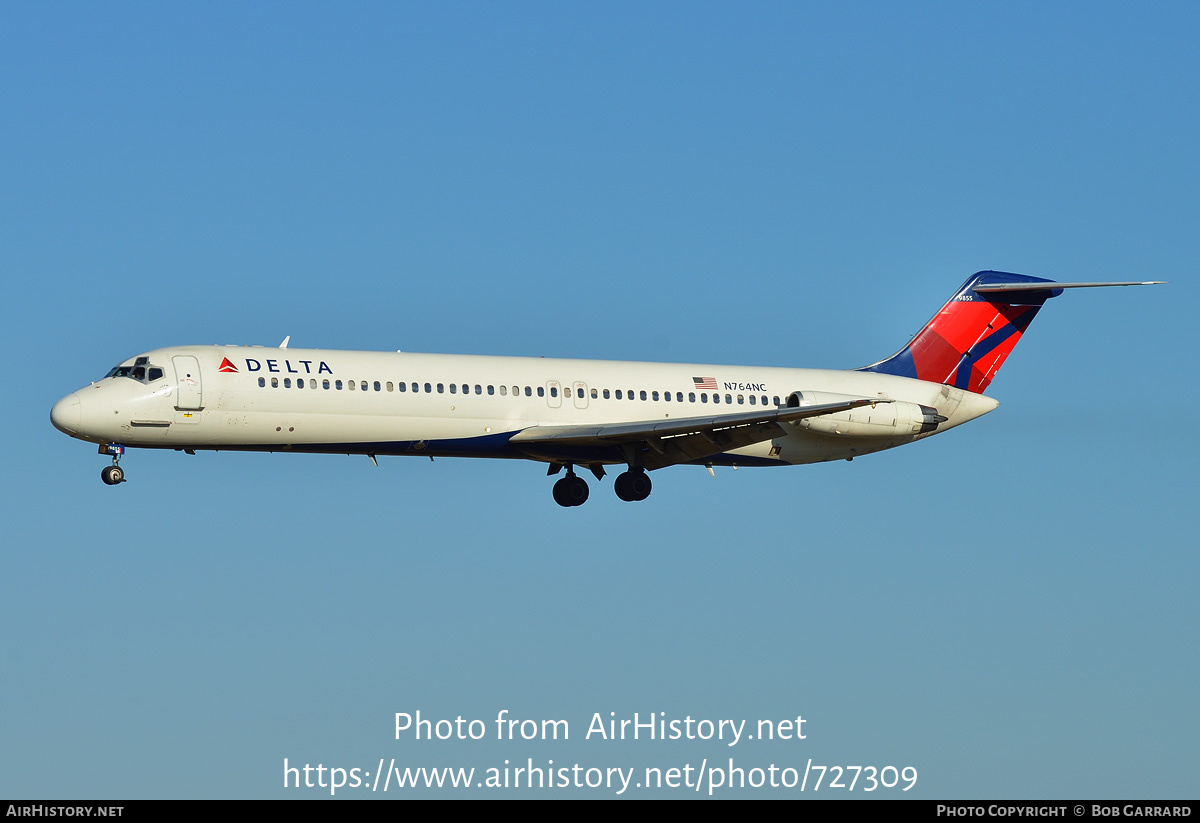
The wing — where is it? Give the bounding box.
[508,398,888,470]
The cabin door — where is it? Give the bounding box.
[173,356,204,410]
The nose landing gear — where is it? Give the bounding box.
[99,443,126,485]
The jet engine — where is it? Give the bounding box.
[786,391,947,437]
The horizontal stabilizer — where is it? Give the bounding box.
[973,281,1164,293]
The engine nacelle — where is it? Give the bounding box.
[786,391,947,437]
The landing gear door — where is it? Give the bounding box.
[173,355,203,410]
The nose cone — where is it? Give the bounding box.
[51,394,81,435]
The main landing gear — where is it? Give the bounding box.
[549,464,652,506]
[614,469,652,502]
[100,443,126,485]
[552,470,590,507]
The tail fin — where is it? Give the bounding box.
[860,271,1162,394]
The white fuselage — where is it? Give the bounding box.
[51,344,999,469]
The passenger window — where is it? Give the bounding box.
[424,383,431,393]
[272,377,279,388]
[360,381,366,391]
[737,395,744,404]
[500,385,507,396]
[398,382,406,392]
[615,390,623,400]
[651,391,658,401]
[349,380,356,391]
[512,386,519,396]
[323,379,330,389]
[713,393,720,404]
[525,386,532,396]
[603,389,610,399]
[258,377,266,387]
[537,387,544,397]
[386,381,393,391]
[701,393,708,403]
[663,391,670,402]
[449,383,456,394]
[676,392,683,402]
[550,386,557,398]
[689,392,696,402]
[749,395,756,405]
[437,383,444,393]
[411,383,418,392]
[725,394,732,404]
[564,387,571,398]
[375,381,382,392]
[591,388,598,399]
[475,385,482,395]
[773,396,780,406]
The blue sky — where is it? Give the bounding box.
[3,2,1196,798]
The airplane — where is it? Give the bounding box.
[50,271,1160,506]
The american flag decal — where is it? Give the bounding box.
[692,376,717,391]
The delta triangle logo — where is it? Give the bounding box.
[218,357,239,373]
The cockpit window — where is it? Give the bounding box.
[105,359,164,384]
